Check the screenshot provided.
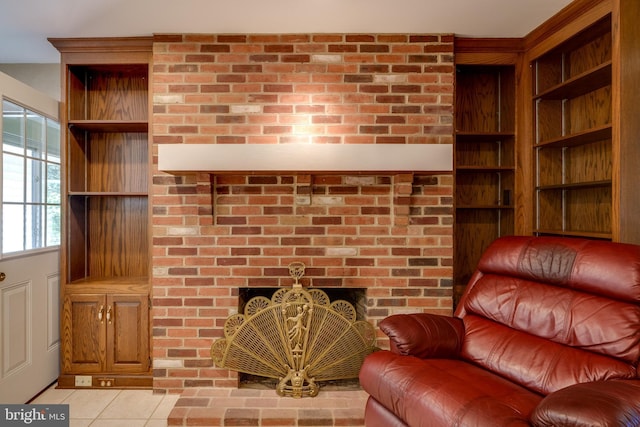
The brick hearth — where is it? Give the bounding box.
[168,387,368,426]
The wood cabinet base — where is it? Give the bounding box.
[57,373,152,389]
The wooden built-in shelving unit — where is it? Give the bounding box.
[453,44,521,302]
[532,16,614,239]
[49,37,153,389]
[453,0,640,298]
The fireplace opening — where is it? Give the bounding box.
[234,286,369,392]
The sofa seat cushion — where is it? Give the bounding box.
[360,350,543,427]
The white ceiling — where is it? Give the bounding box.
[1,0,573,63]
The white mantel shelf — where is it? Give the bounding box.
[157,143,453,173]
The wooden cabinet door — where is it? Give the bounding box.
[61,294,106,373]
[106,294,150,373]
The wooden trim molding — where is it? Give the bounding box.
[523,0,612,58]
[48,37,153,53]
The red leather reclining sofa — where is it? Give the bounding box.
[359,236,640,426]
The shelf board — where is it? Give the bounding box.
[456,166,515,172]
[456,205,513,209]
[68,191,148,197]
[455,131,515,143]
[534,61,612,100]
[535,124,612,148]
[68,276,148,285]
[535,229,612,240]
[66,276,150,293]
[69,120,148,132]
[536,180,611,191]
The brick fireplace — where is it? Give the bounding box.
[150,33,455,396]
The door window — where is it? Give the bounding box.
[2,99,60,255]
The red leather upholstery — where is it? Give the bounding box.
[531,380,640,426]
[359,236,640,427]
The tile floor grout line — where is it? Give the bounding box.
[71,388,119,423]
[96,389,166,424]
[30,383,179,427]
[146,390,169,422]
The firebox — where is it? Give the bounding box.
[211,263,375,398]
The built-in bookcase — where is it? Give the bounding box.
[50,37,152,388]
[454,65,516,300]
[532,17,613,239]
[452,0,640,306]
[66,64,149,283]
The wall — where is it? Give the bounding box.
[151,33,454,393]
[0,64,60,101]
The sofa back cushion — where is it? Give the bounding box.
[456,236,640,395]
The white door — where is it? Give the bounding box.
[0,72,60,403]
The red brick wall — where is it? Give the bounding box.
[151,33,454,393]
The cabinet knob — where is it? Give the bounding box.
[98,305,104,323]
[106,306,112,324]
[0,272,5,281]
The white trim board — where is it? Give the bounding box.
[157,143,453,173]
[0,71,59,118]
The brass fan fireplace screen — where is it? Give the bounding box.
[211,262,376,398]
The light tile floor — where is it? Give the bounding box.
[30,383,180,427]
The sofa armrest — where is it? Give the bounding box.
[379,313,464,359]
[531,380,640,427]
